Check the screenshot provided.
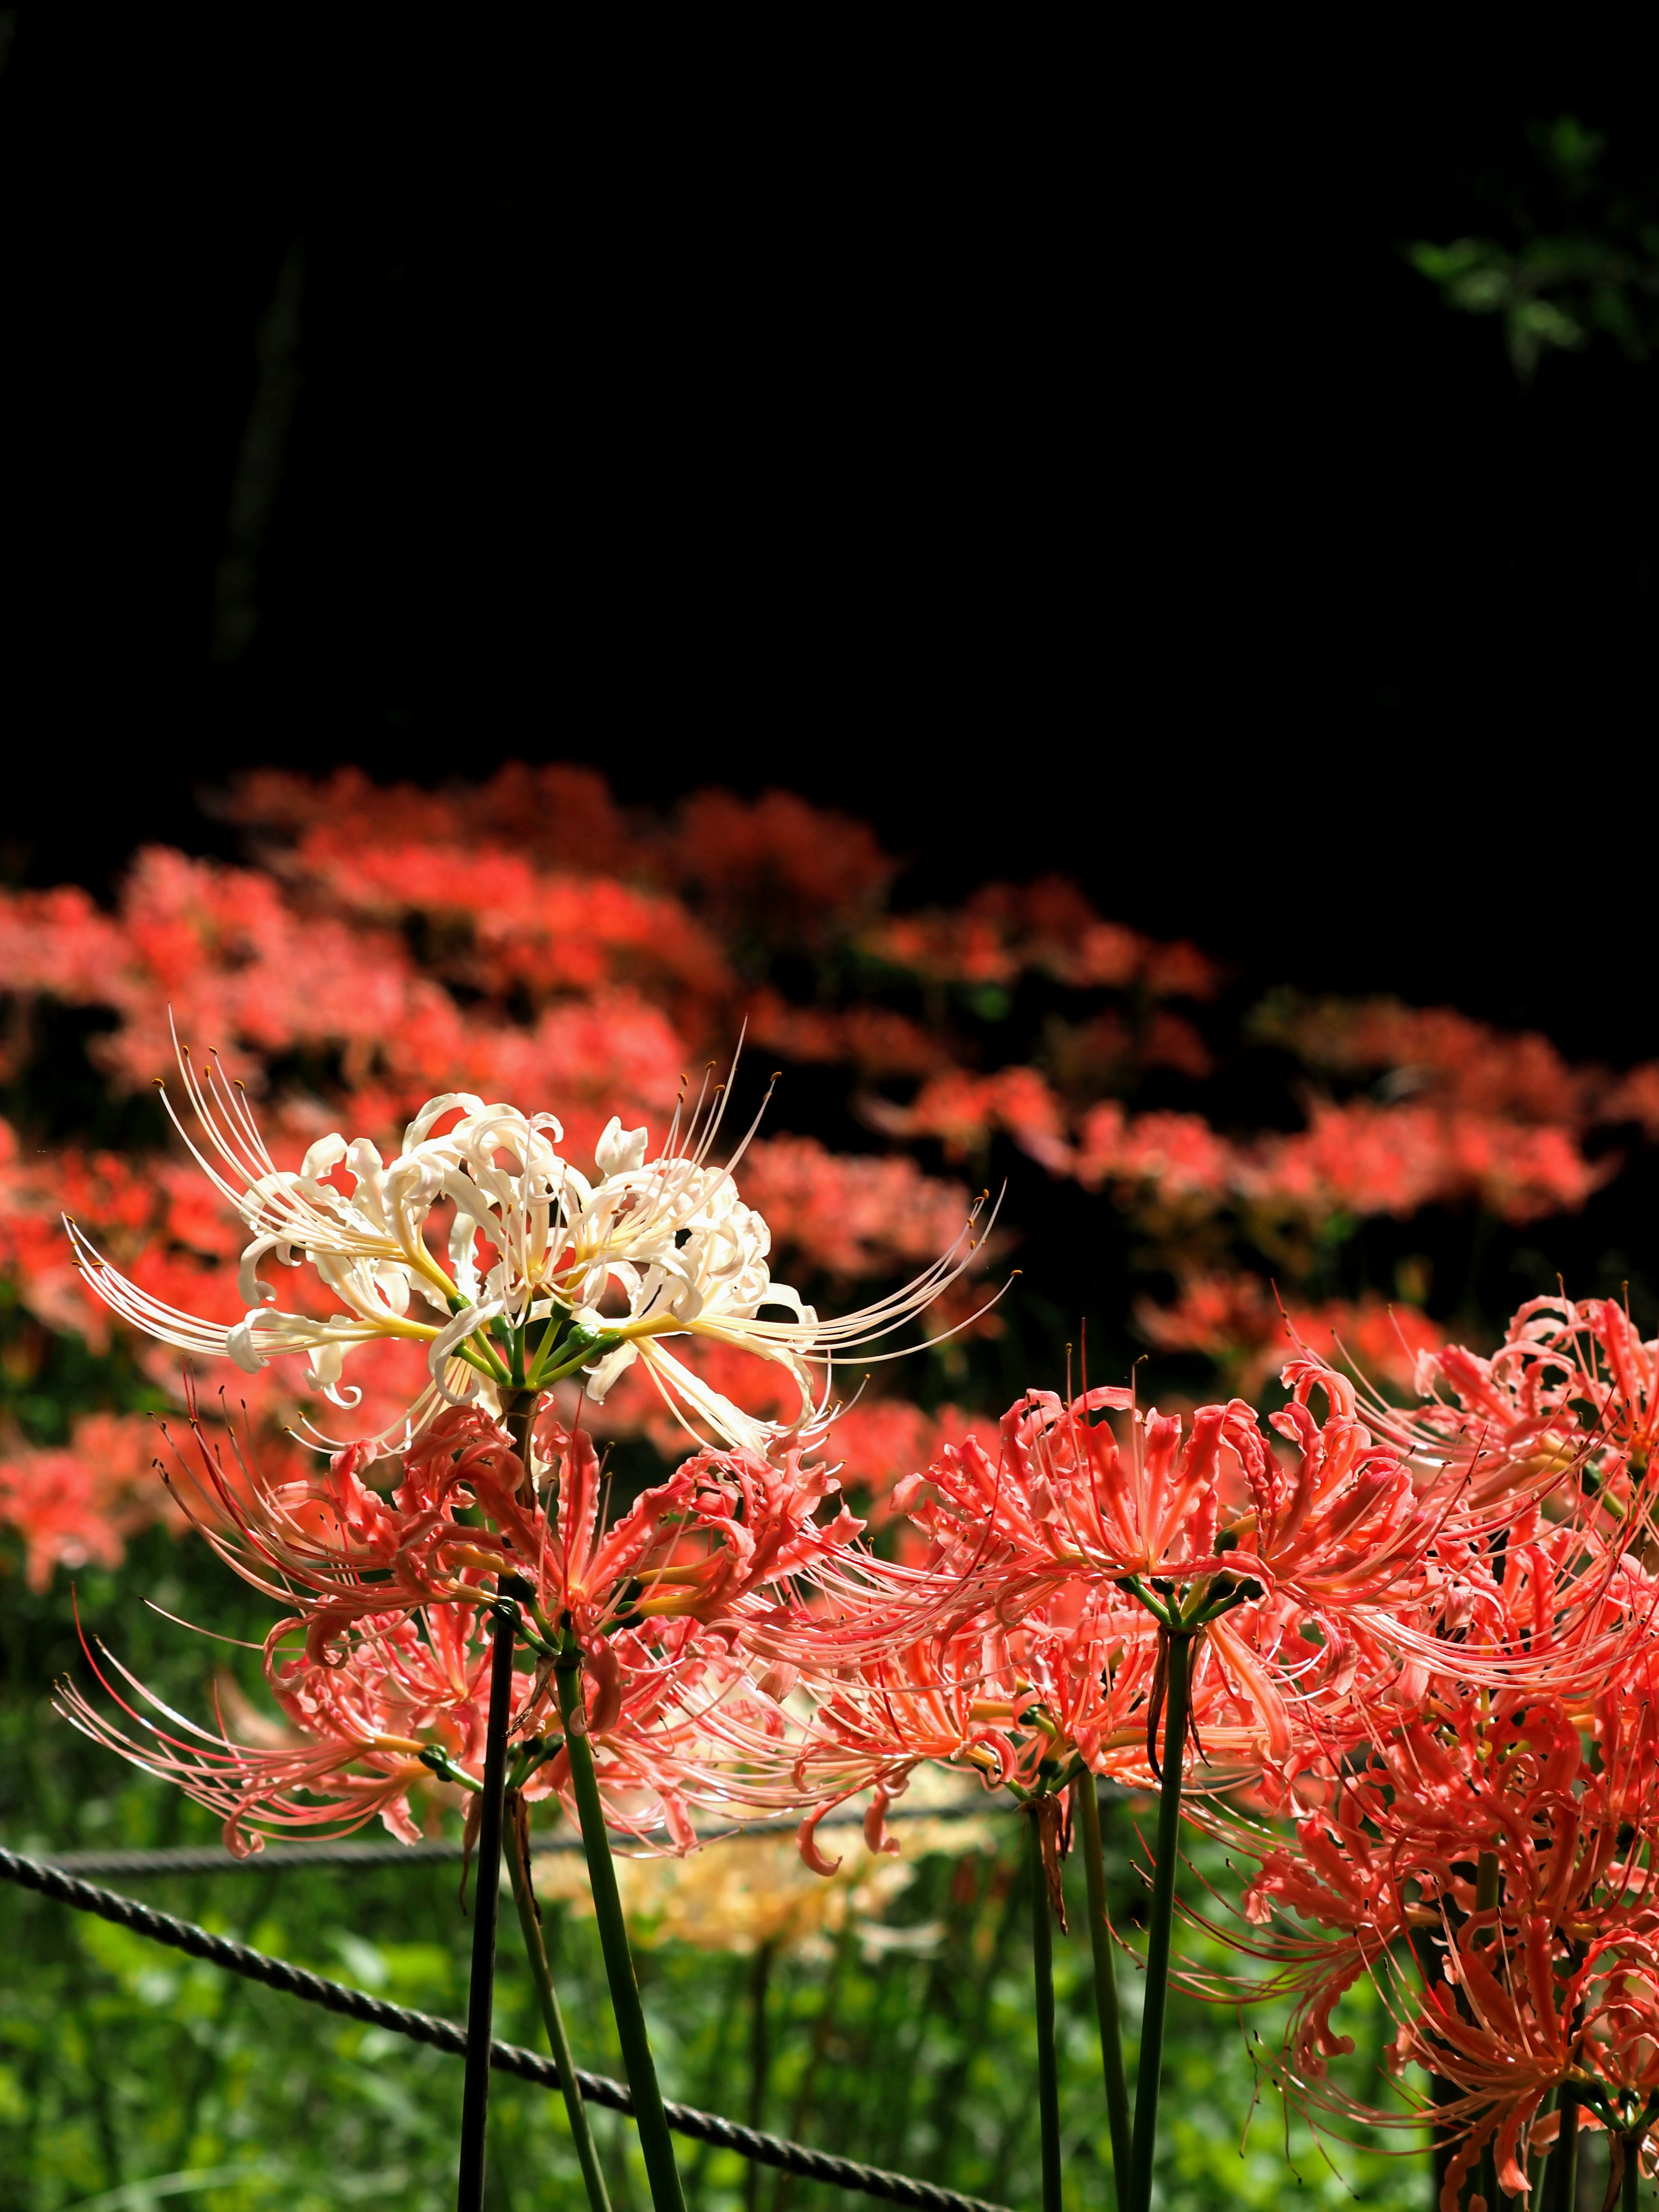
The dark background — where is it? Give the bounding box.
[1,19,1652,1059]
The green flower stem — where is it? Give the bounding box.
[555,1652,686,2212]
[1027,1802,1063,2212]
[1547,2085,1579,2212]
[1073,1772,1131,2193]
[1624,2135,1641,2212]
[1129,1627,1193,2212]
[745,1938,775,2212]
[502,1793,612,2212]
[530,1332,624,1392]
[457,1599,517,2212]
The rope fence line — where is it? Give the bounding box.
[0,1846,1011,2212]
[36,1794,1036,1878]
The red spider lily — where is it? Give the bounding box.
[1188,1671,1659,2205]
[852,1382,1439,1755]
[152,1393,551,1651]
[779,1616,1103,1881]
[58,1590,817,1859]
[153,1391,860,1665]
[1345,1296,1612,1513]
[67,1398,866,1855]
[56,1603,506,1854]
[779,1575,1308,1882]
[1395,1929,1659,2210]
[886,1374,1448,1630]
[531,1414,863,1650]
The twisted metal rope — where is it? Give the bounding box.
[0,1846,1009,2212]
[41,1796,1017,1878]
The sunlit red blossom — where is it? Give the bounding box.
[0,841,690,1144]
[232,762,639,880]
[251,769,898,957]
[276,841,730,1009]
[1134,1272,1444,1399]
[1402,1933,1659,2212]
[1387,1908,1659,2206]
[64,1406,865,1854]
[860,879,1217,1000]
[734,1135,982,1284]
[0,1412,182,1589]
[745,991,948,1079]
[529,1414,863,1655]
[1251,993,1588,1123]
[1234,1677,1659,1947]
[57,1601,533,1853]
[1185,1673,1659,2204]
[1229,1351,1656,1694]
[872,1367,1648,1744]
[663,790,895,944]
[1337,1297,1621,1520]
[782,1580,1307,1877]
[99,849,426,1092]
[1073,1102,1236,1199]
[1540,1297,1659,1482]
[1077,1095,1609,1227]
[772,1388,1298,1779]
[0,884,129,1003]
[863,1066,1072,1173]
[1244,1099,1609,1225]
[157,1394,861,1687]
[1602,1059,1659,1139]
[0,1130,245,1351]
[779,1600,1144,1872]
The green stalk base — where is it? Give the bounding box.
[556,1655,686,2212]
[1128,1630,1192,2212]
[1074,1773,1132,2193]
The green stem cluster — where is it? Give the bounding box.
[502,1787,612,2212]
[1115,1570,1259,2212]
[554,1640,687,2212]
[448,1568,682,2209]
[456,1598,518,2212]
[1073,1773,1131,2190]
[1027,1806,1064,2212]
[1128,1629,1191,2212]
[451,1302,624,1401]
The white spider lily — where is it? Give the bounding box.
[67,1036,998,1454]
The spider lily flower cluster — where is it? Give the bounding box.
[67,1042,992,1459]
[54,1053,1659,2205]
[1157,1297,1659,2205]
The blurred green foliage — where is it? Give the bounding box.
[1411,114,1659,379]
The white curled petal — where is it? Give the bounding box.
[404,1093,487,1149]
[237,1233,287,1309]
[300,1133,348,1181]
[426,1300,505,1406]
[595,1118,649,1176]
[226,1317,267,1374]
[584,1340,639,1402]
